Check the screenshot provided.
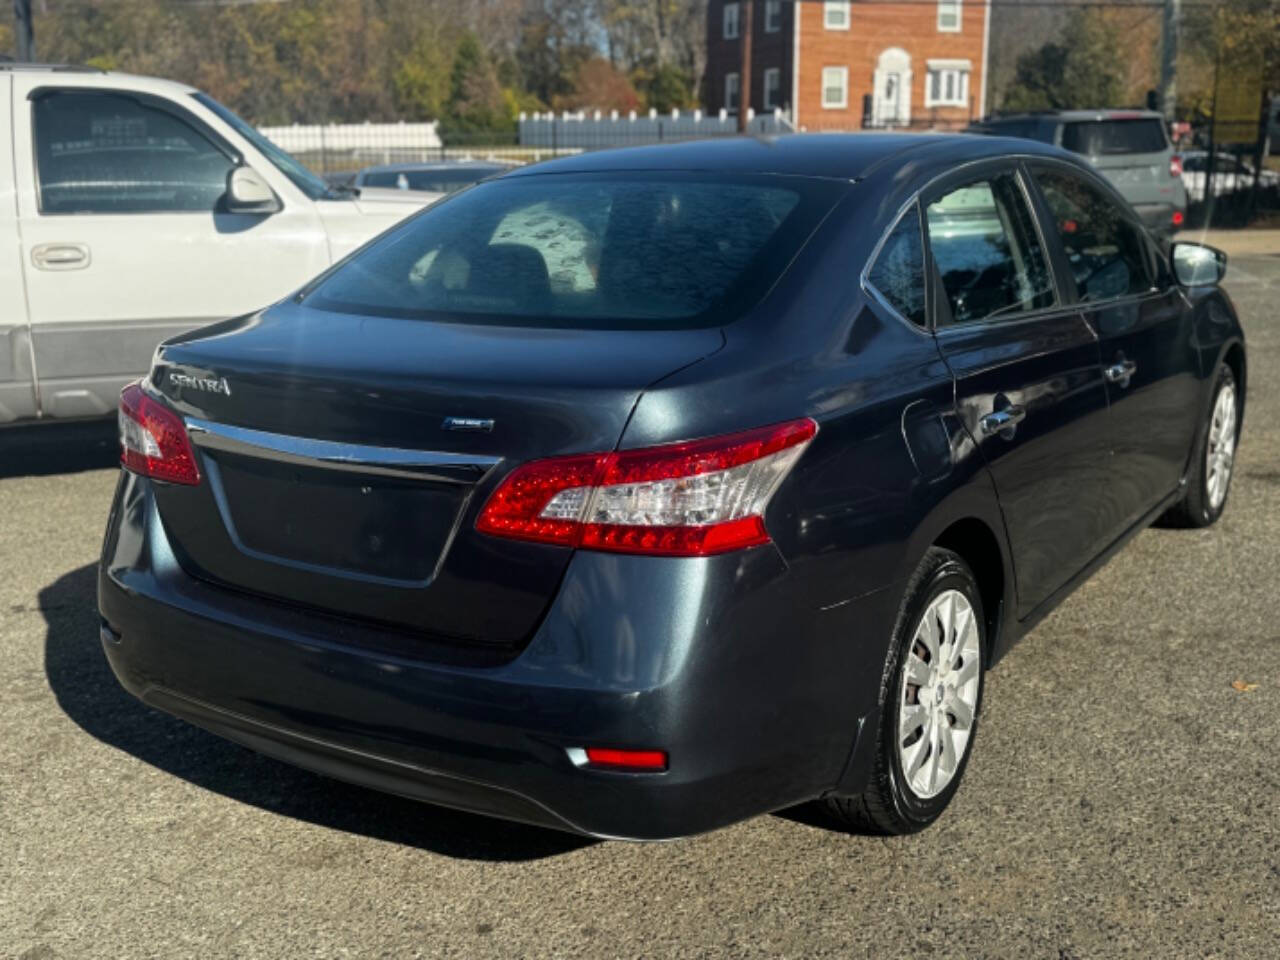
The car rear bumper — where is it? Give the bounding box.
[98,472,895,840]
[1133,202,1184,235]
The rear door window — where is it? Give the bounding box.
[1061,119,1167,156]
[306,173,840,329]
[925,173,1056,325]
[1032,168,1154,301]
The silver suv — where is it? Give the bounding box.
[968,110,1188,236]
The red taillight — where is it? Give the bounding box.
[1170,154,1183,178]
[1171,209,1185,227]
[583,748,668,771]
[476,418,817,556]
[118,382,200,485]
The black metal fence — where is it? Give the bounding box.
[1179,133,1279,230]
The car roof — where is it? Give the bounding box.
[503,133,1069,181]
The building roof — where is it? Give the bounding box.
[507,132,1069,181]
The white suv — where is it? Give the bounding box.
[0,65,431,425]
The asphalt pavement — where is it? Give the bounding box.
[2,258,1278,959]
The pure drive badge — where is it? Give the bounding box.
[170,372,232,396]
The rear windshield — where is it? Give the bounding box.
[1061,119,1167,156]
[361,167,506,193]
[303,172,839,329]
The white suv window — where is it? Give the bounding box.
[34,91,234,214]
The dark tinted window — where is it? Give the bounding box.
[867,206,926,327]
[973,119,1047,141]
[361,167,506,193]
[35,91,233,214]
[926,174,1056,325]
[1183,154,1245,174]
[1061,119,1167,155]
[306,174,836,329]
[1033,168,1153,301]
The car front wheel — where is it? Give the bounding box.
[1162,364,1239,528]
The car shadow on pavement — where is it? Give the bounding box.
[41,563,596,862]
[0,420,119,478]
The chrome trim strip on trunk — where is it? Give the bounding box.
[184,417,501,485]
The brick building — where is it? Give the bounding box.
[705,0,991,130]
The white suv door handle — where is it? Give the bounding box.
[31,243,91,271]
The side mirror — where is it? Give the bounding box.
[1171,242,1227,287]
[225,165,281,214]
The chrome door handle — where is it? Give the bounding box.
[1104,359,1138,387]
[31,243,90,271]
[979,405,1027,438]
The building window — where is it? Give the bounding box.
[765,0,782,33]
[824,2,851,30]
[763,68,782,110]
[937,0,961,32]
[724,2,740,39]
[725,72,741,114]
[925,60,971,107]
[822,67,848,109]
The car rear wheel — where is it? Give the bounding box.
[825,547,986,834]
[1161,364,1239,528]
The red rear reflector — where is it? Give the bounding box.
[476,418,817,557]
[1171,209,1185,227]
[1170,154,1183,178]
[118,382,201,485]
[584,748,668,771]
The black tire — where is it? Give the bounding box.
[825,547,987,835]
[1160,364,1239,529]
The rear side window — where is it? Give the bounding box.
[925,173,1056,325]
[1033,168,1153,301]
[1061,119,1167,156]
[305,173,839,329]
[866,205,926,327]
[34,91,234,214]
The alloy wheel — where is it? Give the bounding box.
[1205,382,1237,511]
[896,589,982,800]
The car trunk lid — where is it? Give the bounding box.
[147,301,723,648]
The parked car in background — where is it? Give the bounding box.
[968,110,1187,236]
[101,134,1244,841]
[1181,150,1280,202]
[352,161,516,199]
[0,64,432,427]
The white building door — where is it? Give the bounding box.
[873,48,913,127]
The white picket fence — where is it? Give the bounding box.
[518,107,794,148]
[257,121,444,171]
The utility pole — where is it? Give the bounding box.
[1159,0,1180,121]
[13,0,35,61]
[738,0,754,133]
[13,0,36,61]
